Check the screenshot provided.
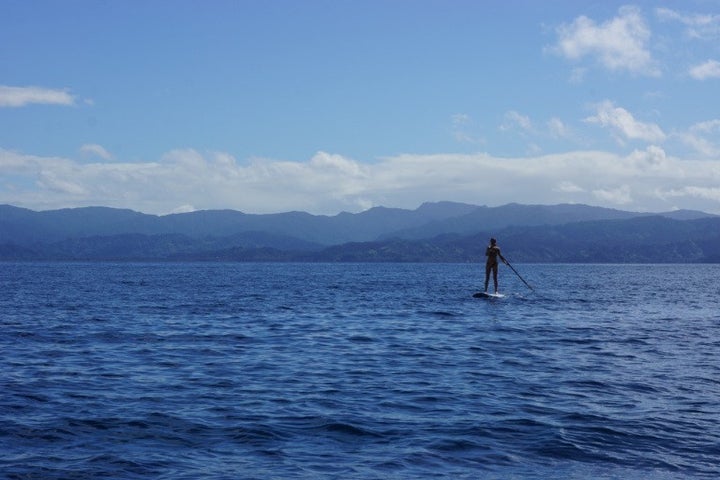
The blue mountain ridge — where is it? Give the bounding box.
[0,202,717,262]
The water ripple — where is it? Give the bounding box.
[1,262,719,479]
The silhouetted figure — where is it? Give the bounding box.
[484,237,507,294]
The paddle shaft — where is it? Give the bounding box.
[504,260,534,292]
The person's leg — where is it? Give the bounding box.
[492,264,499,293]
[484,265,491,291]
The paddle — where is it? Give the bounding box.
[503,259,535,292]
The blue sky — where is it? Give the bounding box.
[2,0,720,215]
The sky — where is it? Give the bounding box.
[1,0,720,215]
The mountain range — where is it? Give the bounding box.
[1,202,719,262]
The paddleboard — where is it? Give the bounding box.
[473,292,506,299]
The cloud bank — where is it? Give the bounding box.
[2,146,719,215]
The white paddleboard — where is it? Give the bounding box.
[473,292,506,299]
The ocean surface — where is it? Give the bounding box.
[1,262,719,479]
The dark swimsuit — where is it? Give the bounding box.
[486,246,500,273]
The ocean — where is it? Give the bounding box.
[1,262,719,479]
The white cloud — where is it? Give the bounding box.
[678,133,718,158]
[677,119,720,158]
[661,186,720,203]
[500,114,577,147]
[37,170,88,195]
[0,85,76,108]
[593,185,632,205]
[547,118,571,139]
[555,181,584,193]
[691,119,720,133]
[689,59,720,80]
[452,113,470,125]
[552,6,660,76]
[80,144,113,160]
[656,8,720,40]
[170,204,196,214]
[585,100,666,144]
[451,113,485,145]
[626,145,679,175]
[501,111,534,133]
[3,146,720,215]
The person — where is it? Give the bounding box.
[484,237,507,294]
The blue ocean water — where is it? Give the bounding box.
[1,262,719,479]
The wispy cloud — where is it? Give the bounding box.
[499,112,579,151]
[551,6,660,77]
[0,85,76,108]
[501,111,534,134]
[585,101,666,144]
[689,59,720,80]
[547,118,571,139]
[451,114,485,145]
[691,119,720,133]
[677,119,720,158]
[656,7,720,40]
[80,144,113,161]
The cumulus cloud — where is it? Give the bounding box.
[585,101,666,144]
[551,6,659,76]
[2,146,720,215]
[0,85,76,107]
[689,59,720,80]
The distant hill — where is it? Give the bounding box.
[293,216,720,263]
[0,201,479,246]
[378,203,716,240]
[1,202,718,262]
[377,203,638,240]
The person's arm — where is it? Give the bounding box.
[499,250,507,264]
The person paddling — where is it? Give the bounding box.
[484,237,507,294]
